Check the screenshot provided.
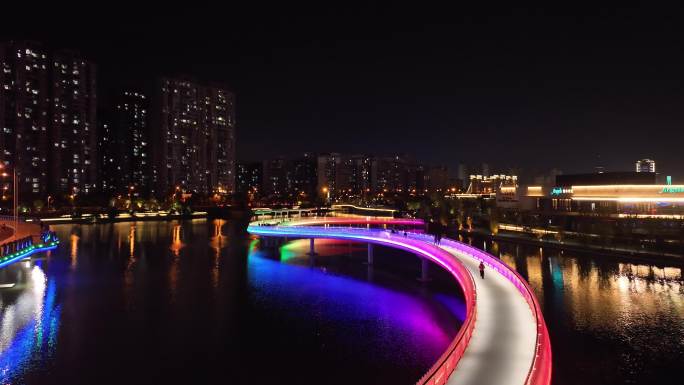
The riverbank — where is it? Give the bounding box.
[459,228,684,264]
[28,211,209,225]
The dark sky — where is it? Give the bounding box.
[3,4,684,180]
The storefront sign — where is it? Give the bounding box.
[661,186,684,194]
[551,187,573,196]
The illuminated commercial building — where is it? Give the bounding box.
[527,183,684,216]
[485,172,684,250]
[636,158,656,173]
[468,174,517,194]
[516,172,684,241]
[152,78,235,196]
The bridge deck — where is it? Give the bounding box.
[0,219,41,242]
[441,244,537,385]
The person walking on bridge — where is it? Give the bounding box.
[479,261,485,279]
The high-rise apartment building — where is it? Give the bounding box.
[1,42,97,201]
[426,165,449,193]
[317,153,339,196]
[50,50,98,196]
[289,153,317,199]
[99,91,151,197]
[98,118,117,195]
[152,78,235,196]
[117,91,150,195]
[236,161,262,194]
[371,155,415,193]
[317,153,372,199]
[262,158,288,198]
[0,41,50,199]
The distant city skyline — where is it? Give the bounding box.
[1,5,683,184]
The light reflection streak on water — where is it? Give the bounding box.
[168,223,183,302]
[209,219,227,289]
[70,233,79,269]
[498,242,684,333]
[0,264,61,383]
[247,242,456,354]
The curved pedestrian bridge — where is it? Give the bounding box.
[248,217,552,385]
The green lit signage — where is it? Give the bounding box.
[661,186,684,194]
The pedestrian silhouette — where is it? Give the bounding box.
[479,261,485,279]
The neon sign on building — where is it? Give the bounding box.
[550,187,573,196]
[661,186,684,194]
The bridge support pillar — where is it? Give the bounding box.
[419,258,430,282]
[366,243,374,265]
[308,238,317,256]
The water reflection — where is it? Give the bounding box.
[209,219,227,289]
[69,233,79,269]
[170,224,183,256]
[247,239,459,364]
[471,237,684,385]
[0,263,60,383]
[1,220,462,385]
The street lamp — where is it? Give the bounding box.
[322,186,330,204]
[69,186,77,210]
[128,185,135,209]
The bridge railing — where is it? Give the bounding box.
[247,224,478,385]
[409,233,552,385]
[0,230,60,268]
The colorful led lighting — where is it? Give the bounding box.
[248,223,477,385]
[248,217,552,385]
[572,196,684,203]
[0,241,60,269]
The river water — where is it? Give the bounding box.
[468,236,684,385]
[0,220,462,385]
[2,219,682,385]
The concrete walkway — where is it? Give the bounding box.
[442,244,537,385]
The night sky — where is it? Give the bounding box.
[2,4,684,180]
